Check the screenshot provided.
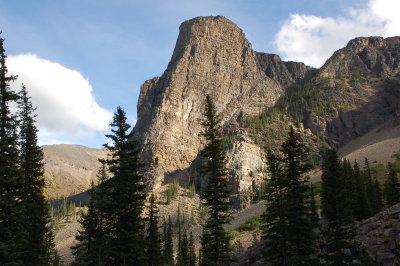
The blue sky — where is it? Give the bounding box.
[0,0,398,148]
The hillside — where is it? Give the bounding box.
[43,144,108,201]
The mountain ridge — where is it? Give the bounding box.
[131,16,400,205]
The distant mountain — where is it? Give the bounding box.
[42,144,108,201]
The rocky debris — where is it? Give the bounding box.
[358,203,400,265]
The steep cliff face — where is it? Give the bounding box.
[133,16,282,189]
[256,52,313,90]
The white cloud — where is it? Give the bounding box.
[6,54,113,143]
[274,0,400,67]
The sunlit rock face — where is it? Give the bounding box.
[133,16,283,190]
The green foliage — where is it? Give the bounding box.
[222,135,237,148]
[320,151,375,265]
[166,179,180,204]
[200,95,233,266]
[188,232,197,266]
[146,193,163,266]
[261,127,318,265]
[0,36,59,265]
[73,107,148,265]
[188,182,196,198]
[383,163,400,205]
[236,216,261,232]
[163,216,174,265]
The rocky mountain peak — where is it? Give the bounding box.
[168,16,245,67]
[133,16,282,189]
[320,36,400,78]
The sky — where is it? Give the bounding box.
[0,0,399,148]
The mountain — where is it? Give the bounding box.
[132,15,400,207]
[43,144,108,201]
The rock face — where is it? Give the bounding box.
[133,16,283,189]
[256,52,313,90]
[315,37,400,146]
[320,37,400,78]
[132,15,400,198]
[357,203,400,265]
[43,144,108,200]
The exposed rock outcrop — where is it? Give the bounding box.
[303,37,400,146]
[133,16,283,190]
[358,203,400,265]
[320,37,400,78]
[256,52,313,90]
[132,15,400,196]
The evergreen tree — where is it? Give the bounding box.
[280,126,316,265]
[101,106,147,265]
[308,184,319,229]
[372,177,383,213]
[188,232,196,266]
[364,158,381,214]
[163,216,174,265]
[342,159,356,216]
[72,182,101,266]
[177,231,189,266]
[146,193,162,266]
[321,150,349,222]
[72,162,110,266]
[18,85,59,265]
[320,150,374,265]
[262,127,317,265]
[353,162,371,220]
[261,151,290,265]
[199,95,233,266]
[0,32,24,264]
[383,163,400,205]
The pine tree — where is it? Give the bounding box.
[199,95,233,266]
[0,32,25,264]
[72,182,100,266]
[321,149,348,222]
[163,216,174,265]
[308,184,319,229]
[364,158,381,214]
[353,161,371,220]
[320,150,374,265]
[18,85,59,265]
[72,162,109,266]
[261,151,290,265]
[146,193,162,266]
[188,232,197,266]
[383,163,400,205]
[280,126,316,265]
[372,177,383,212]
[177,231,189,266]
[262,127,317,265]
[101,106,147,265]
